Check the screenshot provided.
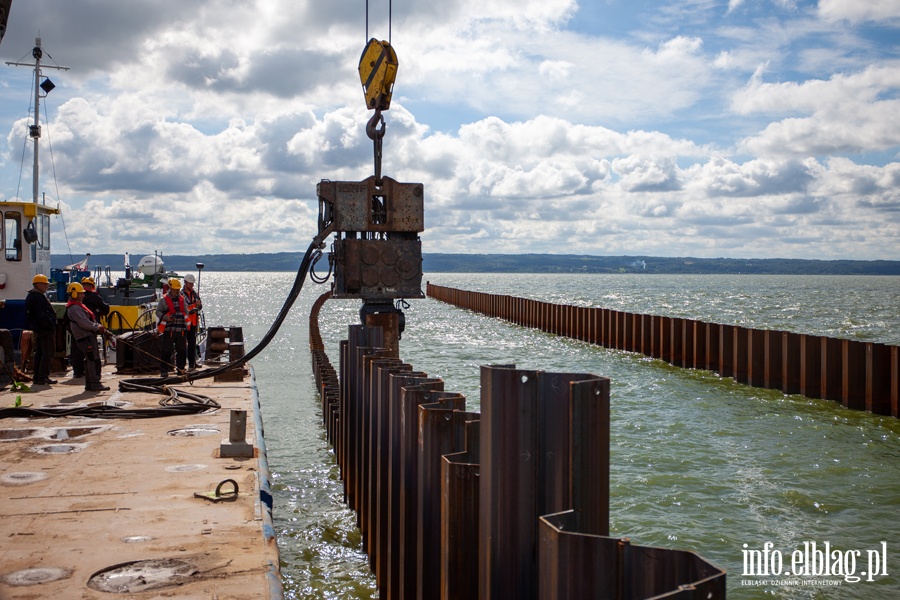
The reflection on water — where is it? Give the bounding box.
[201,271,900,599]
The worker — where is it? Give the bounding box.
[182,273,203,370]
[24,274,58,386]
[79,277,111,380]
[156,278,188,377]
[81,277,111,321]
[65,282,110,392]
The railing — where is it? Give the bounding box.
[426,283,899,418]
[308,291,726,599]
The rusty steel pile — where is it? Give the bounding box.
[308,292,726,599]
[426,284,899,418]
[304,28,724,598]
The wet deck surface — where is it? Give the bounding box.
[0,362,280,599]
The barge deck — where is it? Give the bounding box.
[0,360,281,598]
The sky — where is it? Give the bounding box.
[0,0,899,261]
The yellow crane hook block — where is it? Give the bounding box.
[358,38,398,111]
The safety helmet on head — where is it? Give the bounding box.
[32,274,49,284]
[167,278,182,290]
[67,282,85,298]
[184,274,195,284]
[81,277,96,287]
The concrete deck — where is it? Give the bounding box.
[0,361,281,598]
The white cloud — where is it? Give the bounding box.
[649,36,704,61]
[818,0,900,23]
[734,65,900,156]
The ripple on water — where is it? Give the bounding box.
[198,272,900,599]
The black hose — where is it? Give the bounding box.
[118,239,318,390]
[0,382,219,420]
[0,402,216,420]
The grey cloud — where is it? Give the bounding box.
[256,112,318,173]
[410,150,458,179]
[772,196,823,215]
[1,0,201,74]
[626,176,682,193]
[105,202,156,221]
[858,196,900,212]
[683,212,756,227]
[208,169,262,197]
[166,46,352,98]
[270,175,320,201]
[703,159,815,197]
[165,50,242,90]
[778,234,826,245]
[55,121,196,193]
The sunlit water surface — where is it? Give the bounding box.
[198,272,900,599]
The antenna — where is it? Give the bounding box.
[6,38,70,204]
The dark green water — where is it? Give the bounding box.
[200,272,900,599]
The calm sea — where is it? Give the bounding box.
[197,272,900,599]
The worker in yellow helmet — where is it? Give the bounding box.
[155,278,188,377]
[65,282,110,392]
[24,274,58,385]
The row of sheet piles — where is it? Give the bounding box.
[307,292,726,599]
[426,283,900,418]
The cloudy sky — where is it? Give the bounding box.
[0,0,898,261]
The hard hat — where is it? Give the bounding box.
[81,277,96,286]
[167,278,182,290]
[184,274,196,284]
[67,282,85,298]
[32,274,49,284]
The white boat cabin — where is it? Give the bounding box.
[0,199,58,300]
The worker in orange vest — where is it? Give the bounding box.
[182,274,202,370]
[155,278,188,377]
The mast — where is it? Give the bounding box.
[31,40,41,204]
[5,37,69,204]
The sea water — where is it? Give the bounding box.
[198,272,900,599]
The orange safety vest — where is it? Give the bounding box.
[159,294,189,334]
[183,288,200,328]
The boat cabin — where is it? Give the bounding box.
[0,199,58,298]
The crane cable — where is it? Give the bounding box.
[366,0,392,44]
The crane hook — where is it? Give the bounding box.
[366,109,386,141]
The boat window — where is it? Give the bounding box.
[41,214,50,250]
[5,212,21,261]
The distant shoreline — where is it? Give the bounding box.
[52,253,900,275]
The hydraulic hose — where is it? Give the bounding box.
[119,238,320,390]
